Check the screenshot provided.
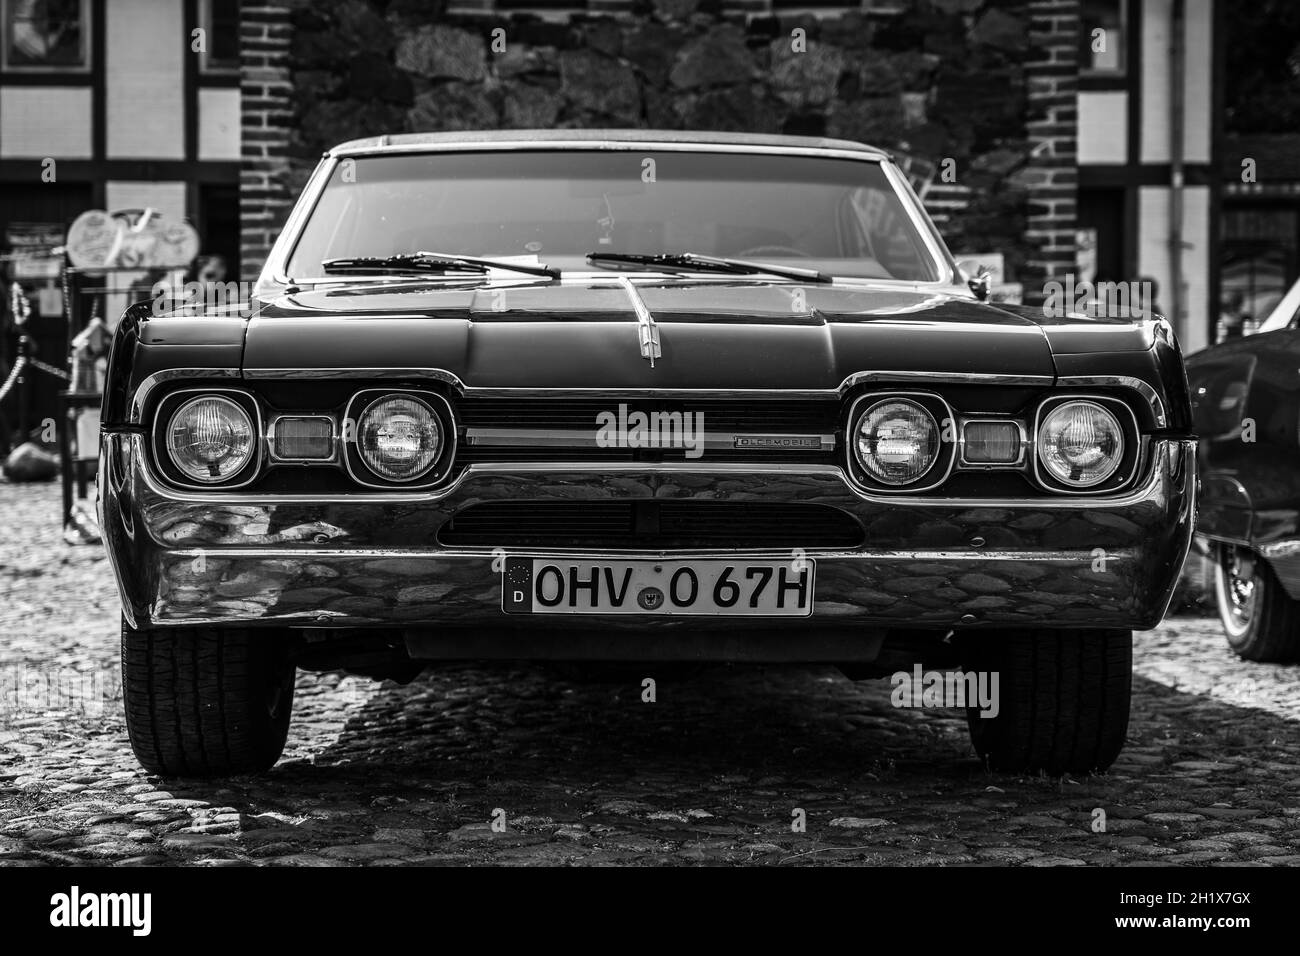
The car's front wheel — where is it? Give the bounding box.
[121,617,296,776]
[961,629,1131,775]
[1212,542,1300,662]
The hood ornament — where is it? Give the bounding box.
[617,276,661,367]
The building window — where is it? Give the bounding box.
[1222,206,1300,337]
[1080,0,1126,75]
[199,0,238,73]
[1,0,89,71]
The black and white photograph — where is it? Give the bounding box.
[0,0,1295,933]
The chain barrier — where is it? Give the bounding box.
[26,357,72,382]
[1,281,73,412]
[0,356,27,402]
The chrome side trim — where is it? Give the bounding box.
[466,428,603,447]
[242,367,463,385]
[841,370,1053,389]
[1054,375,1167,428]
[465,427,835,451]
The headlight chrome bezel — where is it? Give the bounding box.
[342,388,457,489]
[846,391,956,493]
[153,388,262,490]
[1033,395,1139,494]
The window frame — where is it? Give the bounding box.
[198,0,239,75]
[0,0,91,74]
[1079,0,1128,78]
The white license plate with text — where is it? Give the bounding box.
[501,558,815,616]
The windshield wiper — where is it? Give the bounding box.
[587,252,833,284]
[321,252,561,279]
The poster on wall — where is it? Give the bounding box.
[65,209,199,272]
[4,222,66,315]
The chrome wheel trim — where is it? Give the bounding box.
[1215,545,1258,640]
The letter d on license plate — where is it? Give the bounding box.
[502,558,814,616]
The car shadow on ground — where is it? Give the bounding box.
[112,661,1300,865]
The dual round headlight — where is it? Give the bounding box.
[852,395,1126,490]
[164,391,446,486]
[1036,400,1124,487]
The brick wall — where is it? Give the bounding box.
[1021,0,1078,304]
[239,2,297,281]
[240,0,1078,289]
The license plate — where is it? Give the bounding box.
[501,558,815,616]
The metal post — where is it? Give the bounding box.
[1169,0,1186,334]
[15,328,29,441]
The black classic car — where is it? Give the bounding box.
[99,130,1196,777]
[1188,301,1300,662]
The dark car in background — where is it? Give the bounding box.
[99,130,1197,778]
[1189,300,1300,662]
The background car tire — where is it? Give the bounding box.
[1212,543,1300,662]
[121,617,296,776]
[961,629,1131,775]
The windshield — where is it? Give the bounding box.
[285,150,945,283]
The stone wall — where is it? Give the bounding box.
[240,0,1077,293]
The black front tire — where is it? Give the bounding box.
[121,617,296,776]
[1212,543,1300,662]
[962,628,1132,775]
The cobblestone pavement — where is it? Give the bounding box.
[1,481,1298,866]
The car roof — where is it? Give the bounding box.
[327,129,892,160]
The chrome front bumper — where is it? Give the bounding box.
[100,433,1197,635]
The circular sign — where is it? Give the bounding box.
[65,209,199,271]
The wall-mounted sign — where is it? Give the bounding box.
[4,221,64,281]
[65,209,199,272]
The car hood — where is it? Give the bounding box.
[239,279,1131,389]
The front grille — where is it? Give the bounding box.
[453,397,842,467]
[437,500,866,549]
[455,398,840,431]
